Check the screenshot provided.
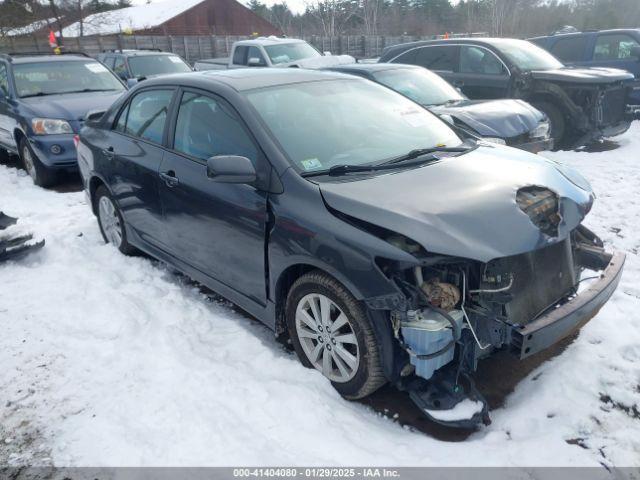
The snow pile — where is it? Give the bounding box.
[62,0,205,37]
[5,18,58,37]
[1,124,639,467]
[425,400,484,422]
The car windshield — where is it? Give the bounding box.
[14,60,124,98]
[264,43,322,65]
[372,67,465,106]
[493,39,564,70]
[128,55,192,78]
[245,79,461,174]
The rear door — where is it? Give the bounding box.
[103,87,175,250]
[394,45,459,85]
[158,88,269,305]
[455,45,510,99]
[590,32,640,74]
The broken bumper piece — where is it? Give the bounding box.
[0,211,45,263]
[512,250,625,359]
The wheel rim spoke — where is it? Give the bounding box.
[294,292,360,383]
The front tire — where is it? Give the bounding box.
[532,101,566,149]
[286,271,386,400]
[20,138,57,187]
[95,185,137,255]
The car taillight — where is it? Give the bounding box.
[73,135,80,149]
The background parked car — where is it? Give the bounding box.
[0,52,126,187]
[193,37,354,71]
[379,38,636,149]
[530,29,640,104]
[328,63,552,153]
[97,49,192,87]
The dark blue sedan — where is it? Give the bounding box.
[0,53,126,187]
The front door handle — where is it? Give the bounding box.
[102,146,114,158]
[159,170,179,187]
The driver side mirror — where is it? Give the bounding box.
[85,109,106,123]
[206,155,256,184]
[247,57,264,67]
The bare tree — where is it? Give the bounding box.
[305,0,358,36]
[356,0,380,35]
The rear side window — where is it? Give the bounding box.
[460,46,506,75]
[393,48,417,64]
[115,89,173,144]
[550,36,588,62]
[233,46,248,65]
[594,34,640,60]
[113,57,127,77]
[415,46,457,71]
[103,56,116,69]
[173,91,257,163]
[0,63,8,96]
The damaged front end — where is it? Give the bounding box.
[370,222,623,428]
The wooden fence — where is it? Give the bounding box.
[0,33,486,61]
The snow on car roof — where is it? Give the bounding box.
[234,36,307,47]
[62,0,205,37]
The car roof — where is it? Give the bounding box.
[111,50,178,57]
[329,63,419,74]
[234,37,306,47]
[9,54,94,64]
[142,68,356,92]
[531,28,640,40]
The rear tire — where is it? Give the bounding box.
[532,101,566,149]
[19,138,57,187]
[286,271,386,400]
[94,185,137,255]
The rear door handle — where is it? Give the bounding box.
[159,170,179,187]
[102,146,114,158]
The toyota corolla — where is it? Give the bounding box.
[76,69,624,428]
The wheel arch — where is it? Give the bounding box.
[88,174,111,215]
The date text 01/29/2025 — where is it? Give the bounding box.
[233,468,401,478]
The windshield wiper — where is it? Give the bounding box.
[302,155,443,178]
[61,88,121,94]
[20,92,55,98]
[381,145,473,166]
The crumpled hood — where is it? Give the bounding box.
[430,99,545,138]
[319,146,594,263]
[531,67,634,84]
[22,90,125,121]
[283,55,356,69]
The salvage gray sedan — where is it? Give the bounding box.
[76,69,624,429]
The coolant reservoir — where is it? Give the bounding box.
[401,310,464,381]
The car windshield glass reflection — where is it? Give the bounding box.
[14,61,125,97]
[128,55,192,78]
[245,79,461,174]
[373,68,465,106]
[493,39,564,70]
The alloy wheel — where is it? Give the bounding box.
[98,196,123,247]
[295,293,360,383]
[22,146,36,180]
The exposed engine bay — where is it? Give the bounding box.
[377,223,623,428]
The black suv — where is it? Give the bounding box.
[0,52,125,186]
[76,69,623,428]
[379,38,636,148]
[96,50,192,87]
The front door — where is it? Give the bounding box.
[455,45,511,99]
[104,87,175,250]
[159,89,268,305]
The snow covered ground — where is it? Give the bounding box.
[1,125,639,467]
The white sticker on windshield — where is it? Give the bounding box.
[301,158,322,171]
[400,109,428,127]
[85,63,108,73]
[168,56,183,63]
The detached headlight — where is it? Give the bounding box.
[531,120,550,139]
[481,137,506,145]
[31,118,73,135]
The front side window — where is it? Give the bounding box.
[550,36,588,62]
[247,46,267,66]
[128,55,192,78]
[372,68,465,106]
[594,34,640,60]
[113,57,127,77]
[264,43,321,65]
[103,56,116,70]
[115,89,173,144]
[493,39,564,71]
[245,79,461,173]
[13,60,125,98]
[415,46,457,71]
[460,46,506,75]
[173,91,257,163]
